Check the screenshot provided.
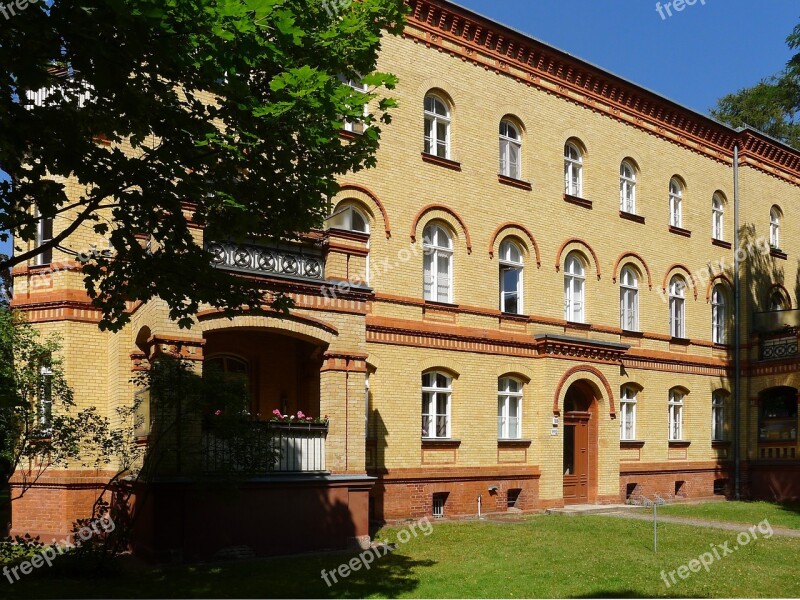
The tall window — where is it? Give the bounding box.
[564,143,583,197]
[770,207,781,249]
[619,161,636,214]
[338,75,367,134]
[564,253,585,323]
[328,205,369,234]
[423,224,453,303]
[620,266,639,332]
[424,94,450,159]
[499,239,523,315]
[620,386,637,441]
[499,121,521,180]
[669,178,683,228]
[770,290,788,312]
[38,364,53,431]
[712,391,726,442]
[669,389,684,441]
[712,194,724,240]
[422,372,451,439]
[498,377,523,440]
[669,276,686,338]
[36,211,54,266]
[712,285,727,344]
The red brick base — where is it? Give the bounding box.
[745,461,800,501]
[619,463,732,501]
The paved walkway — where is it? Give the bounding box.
[602,510,800,538]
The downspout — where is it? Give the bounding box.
[733,142,741,500]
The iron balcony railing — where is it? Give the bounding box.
[207,240,325,283]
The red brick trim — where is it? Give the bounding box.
[619,461,727,475]
[487,222,541,267]
[552,365,616,417]
[410,203,473,253]
[620,440,645,449]
[669,225,692,238]
[563,194,592,209]
[612,251,653,290]
[555,238,601,280]
[371,466,541,481]
[338,183,392,239]
[767,283,793,309]
[197,308,340,336]
[497,174,532,191]
[705,274,733,303]
[421,152,462,171]
[619,211,645,225]
[712,238,732,250]
[771,248,788,260]
[321,351,368,373]
[662,264,699,300]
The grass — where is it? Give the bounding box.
[658,500,800,530]
[5,512,800,599]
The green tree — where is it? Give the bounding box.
[711,23,800,148]
[0,0,407,331]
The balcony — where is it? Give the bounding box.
[754,310,800,361]
[202,421,328,474]
[753,309,800,333]
[207,240,325,284]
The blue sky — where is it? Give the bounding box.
[1,0,797,259]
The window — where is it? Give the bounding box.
[338,75,367,134]
[712,391,726,441]
[422,372,452,439]
[669,179,683,228]
[564,253,585,323]
[499,121,521,179]
[432,493,447,518]
[498,377,523,440]
[36,211,54,266]
[620,266,639,332]
[619,161,636,214]
[669,389,684,441]
[423,224,453,303]
[564,143,583,197]
[769,290,788,312]
[712,194,724,240]
[712,285,727,344]
[39,364,53,431]
[770,207,781,249]
[669,276,686,338]
[328,204,369,234]
[424,94,450,159]
[499,240,523,315]
[758,387,798,441]
[620,386,637,441]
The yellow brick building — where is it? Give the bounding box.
[10,0,800,555]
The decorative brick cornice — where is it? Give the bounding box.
[533,334,629,364]
[321,351,369,373]
[148,335,205,362]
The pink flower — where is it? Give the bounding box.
[272,409,282,417]
[214,410,222,417]
[297,411,306,419]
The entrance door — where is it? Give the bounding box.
[563,412,590,504]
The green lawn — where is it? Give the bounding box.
[5,514,800,599]
[658,500,800,530]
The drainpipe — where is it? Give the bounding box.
[733,142,741,500]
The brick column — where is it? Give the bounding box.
[320,352,368,474]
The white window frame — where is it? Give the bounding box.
[712,391,726,442]
[328,204,369,234]
[669,179,683,228]
[39,365,53,431]
[424,94,450,159]
[498,377,523,440]
[423,224,453,303]
[620,386,637,441]
[770,207,781,249]
[712,194,724,240]
[712,285,727,345]
[564,143,583,197]
[499,121,522,180]
[338,75,368,134]
[35,211,54,266]
[422,372,452,439]
[669,276,686,338]
[620,161,636,214]
[564,253,586,324]
[499,240,523,315]
[620,266,639,332]
[668,390,684,441]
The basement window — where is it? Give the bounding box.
[432,493,447,519]
[507,488,522,509]
[714,479,728,496]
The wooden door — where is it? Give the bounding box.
[563,412,590,504]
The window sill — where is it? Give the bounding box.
[500,311,528,321]
[498,174,532,191]
[669,440,691,448]
[770,248,788,260]
[621,329,644,338]
[620,440,645,449]
[669,225,692,238]
[712,440,731,449]
[619,211,645,225]
[421,152,462,171]
[421,438,461,448]
[713,342,731,351]
[339,130,364,142]
[563,193,592,209]
[424,300,459,310]
[670,336,691,346]
[565,321,591,331]
[712,238,732,250]
[498,439,532,447]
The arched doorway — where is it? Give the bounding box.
[562,380,599,505]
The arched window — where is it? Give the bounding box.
[35,209,54,266]
[712,285,727,344]
[424,94,450,159]
[205,354,250,404]
[328,204,369,234]
[498,377,523,440]
[669,178,683,228]
[620,161,636,214]
[564,143,583,197]
[499,121,522,180]
[620,266,639,332]
[769,290,788,312]
[669,276,686,338]
[422,371,452,439]
[669,389,685,441]
[770,207,781,249]
[423,223,453,303]
[620,385,637,441]
[499,239,523,315]
[712,194,725,240]
[712,390,726,442]
[338,74,367,134]
[564,253,586,323]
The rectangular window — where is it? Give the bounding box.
[422,373,451,439]
[432,493,447,518]
[669,392,683,441]
[39,365,53,431]
[670,296,685,338]
[36,215,54,266]
[620,394,636,441]
[500,266,522,315]
[338,75,367,135]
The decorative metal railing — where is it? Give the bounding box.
[207,241,325,283]
[201,421,328,474]
[760,332,799,361]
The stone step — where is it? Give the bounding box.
[545,503,640,516]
